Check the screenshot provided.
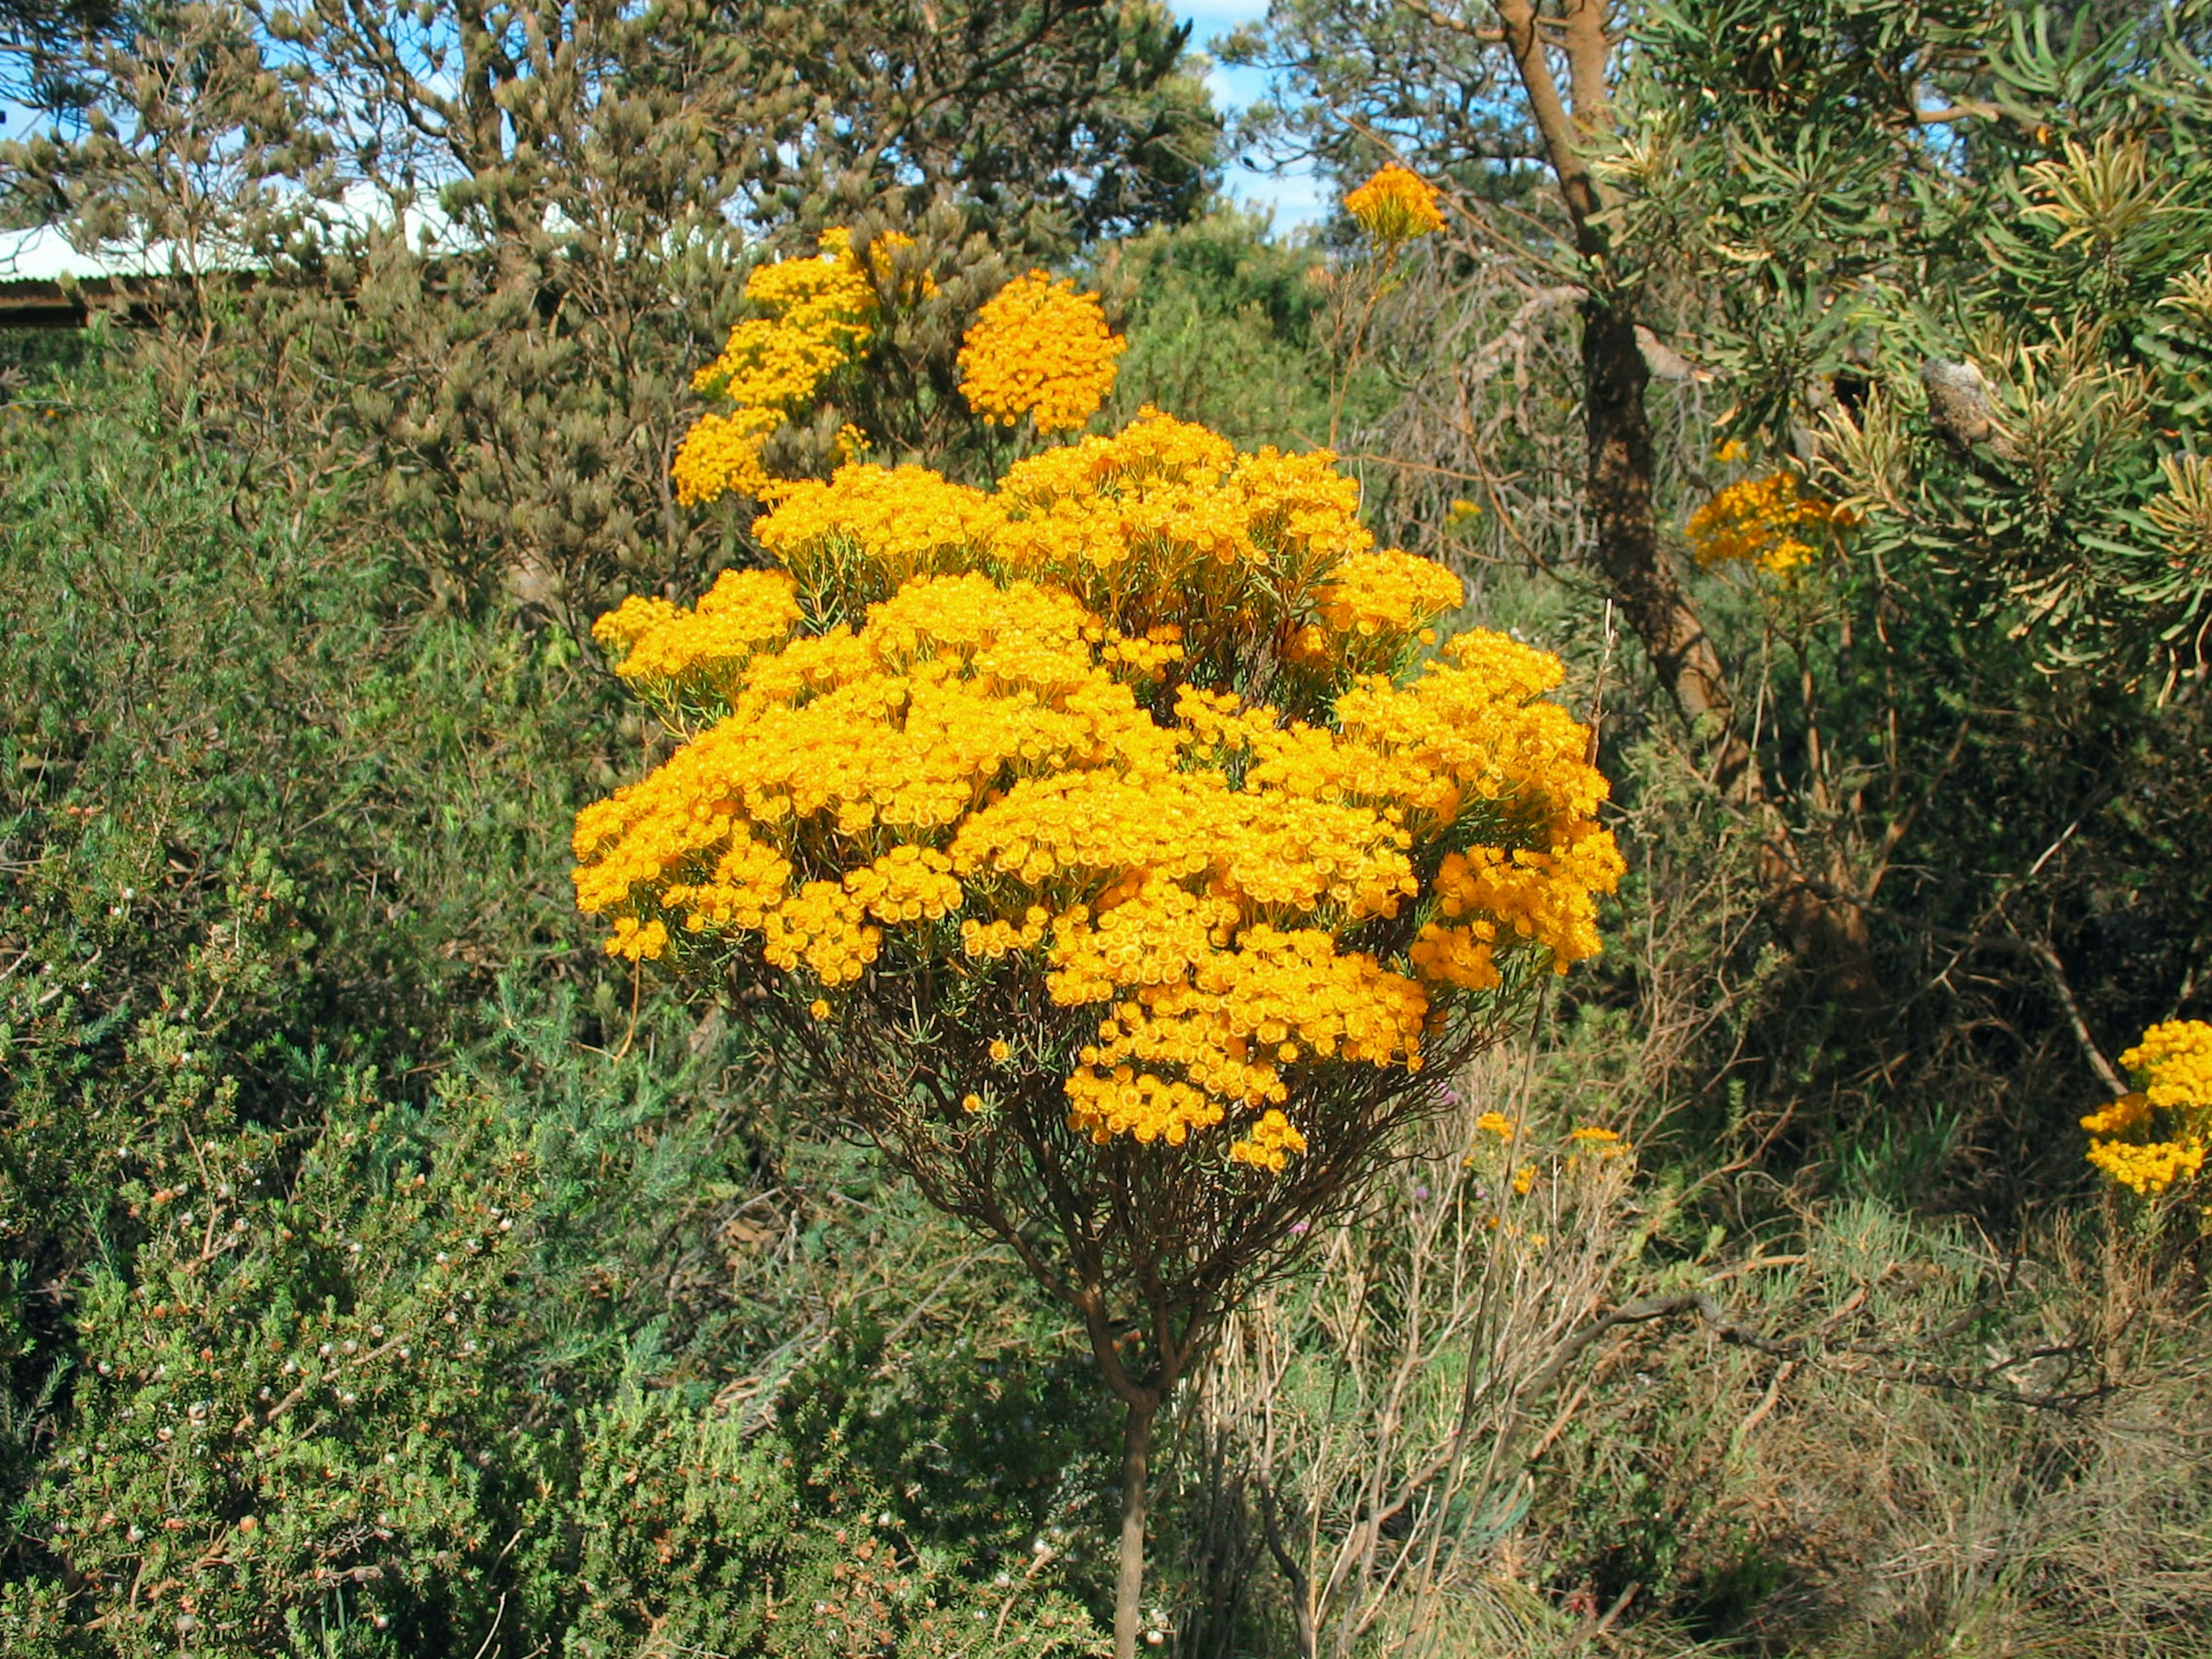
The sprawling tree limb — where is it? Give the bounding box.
[1478,0,1873,977]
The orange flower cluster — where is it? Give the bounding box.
[592,569,805,710]
[672,229,911,506]
[957,271,1127,434]
[759,407,1449,688]
[580,412,1621,1175]
[1687,467,1857,574]
[1344,165,1444,243]
[2082,1020,2212,1196]
[1230,1109,1309,1172]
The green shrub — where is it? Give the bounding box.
[0,352,1119,1654]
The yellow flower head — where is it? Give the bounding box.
[958,271,1127,435]
[2084,1020,2212,1196]
[1344,165,1445,244]
[1229,1109,1309,1173]
[674,229,889,507]
[1686,467,1857,575]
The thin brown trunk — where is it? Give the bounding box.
[1584,310,1871,972]
[1114,1398,1156,1659]
[1586,303,1870,982]
[1580,300,1760,800]
[1500,10,1875,988]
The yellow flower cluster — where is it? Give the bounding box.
[1314,550,1465,643]
[672,230,909,506]
[760,407,1450,684]
[592,569,805,708]
[1567,1124,1628,1166]
[1686,467,1857,574]
[957,271,1127,434]
[580,414,1621,1175]
[2082,1020,2212,1196]
[1229,1109,1309,1172]
[1344,165,1445,243]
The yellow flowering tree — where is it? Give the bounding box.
[672,228,918,507]
[1323,162,1447,448]
[2082,1020,2212,1198]
[574,408,1622,1655]
[1343,164,1445,248]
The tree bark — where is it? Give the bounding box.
[1490,2,1874,989]
[1580,298,1760,799]
[1114,1397,1157,1659]
[1585,300,1874,978]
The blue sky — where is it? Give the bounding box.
[1176,2,1327,229]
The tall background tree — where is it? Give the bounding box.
[1229,0,2209,1159]
[0,0,1217,605]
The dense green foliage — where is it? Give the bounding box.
[0,350,1126,1654]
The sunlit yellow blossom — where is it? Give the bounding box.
[1568,1123,1628,1162]
[1229,1109,1309,1172]
[675,229,901,506]
[1687,467,1857,574]
[1315,548,1466,643]
[959,271,1127,434]
[2084,1020,2212,1195]
[593,569,804,707]
[672,406,785,507]
[1344,165,1444,243]
[605,915,669,962]
[581,415,1620,1176]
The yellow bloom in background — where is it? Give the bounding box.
[1344,165,1445,244]
[671,406,785,509]
[2084,1019,2212,1196]
[958,271,1128,435]
[1686,465,1857,575]
[673,229,914,507]
[581,411,1621,1175]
